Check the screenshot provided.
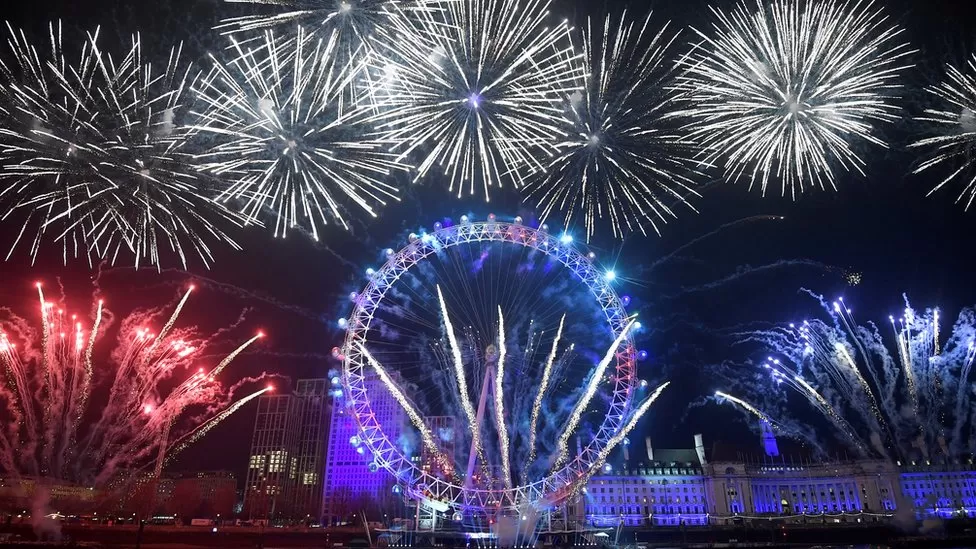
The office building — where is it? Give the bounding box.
[243,379,329,522]
[292,379,331,520]
[322,373,404,525]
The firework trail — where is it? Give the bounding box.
[366,0,583,200]
[526,11,701,242]
[641,215,785,275]
[761,357,871,455]
[590,381,669,472]
[552,317,636,468]
[96,266,326,321]
[493,307,513,490]
[436,285,485,482]
[0,283,267,487]
[911,53,976,210]
[357,343,456,476]
[527,314,564,466]
[165,385,273,463]
[660,259,836,298]
[0,22,245,269]
[674,0,914,198]
[726,292,976,460]
[190,27,407,240]
[714,391,773,423]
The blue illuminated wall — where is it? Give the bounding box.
[321,374,403,524]
[583,460,708,527]
[578,453,976,527]
[899,462,976,519]
[749,471,863,514]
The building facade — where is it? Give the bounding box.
[898,460,976,519]
[291,379,331,521]
[582,449,710,527]
[171,471,237,519]
[322,373,404,525]
[579,434,973,528]
[703,458,898,522]
[243,379,329,522]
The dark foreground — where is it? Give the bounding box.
[1,523,976,548]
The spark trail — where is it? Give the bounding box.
[714,391,775,423]
[553,317,636,468]
[494,306,512,490]
[358,343,456,477]
[527,314,565,466]
[165,386,273,464]
[591,381,670,471]
[436,285,484,480]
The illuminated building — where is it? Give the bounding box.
[704,458,898,522]
[322,373,404,525]
[898,460,976,519]
[579,431,916,528]
[242,378,329,522]
[583,448,708,527]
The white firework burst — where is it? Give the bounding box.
[525,11,701,242]
[190,28,408,240]
[675,0,914,198]
[911,54,976,210]
[217,1,446,99]
[0,22,245,269]
[367,0,584,201]
[219,0,444,40]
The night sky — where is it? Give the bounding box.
[3,0,976,484]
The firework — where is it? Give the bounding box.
[553,317,636,468]
[910,54,976,210]
[526,314,564,466]
[190,27,407,240]
[525,11,700,241]
[366,0,583,200]
[714,391,775,424]
[675,0,913,198]
[0,283,268,487]
[165,386,273,464]
[0,23,245,268]
[435,285,488,485]
[725,293,976,460]
[218,2,444,54]
[357,343,456,476]
[493,306,513,490]
[589,381,669,473]
[355,295,635,497]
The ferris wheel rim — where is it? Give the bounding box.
[340,217,637,513]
